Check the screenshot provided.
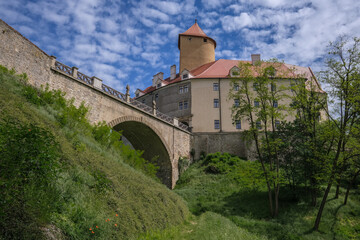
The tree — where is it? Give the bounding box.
[229,60,290,217]
[314,36,360,230]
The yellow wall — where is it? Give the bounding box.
[179,35,215,73]
[190,78,325,133]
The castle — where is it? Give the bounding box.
[135,21,326,159]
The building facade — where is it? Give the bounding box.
[135,21,326,159]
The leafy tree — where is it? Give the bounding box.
[229,60,291,217]
[314,36,360,230]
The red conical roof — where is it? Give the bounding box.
[178,21,216,49]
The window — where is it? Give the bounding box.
[142,99,145,103]
[214,99,219,108]
[271,83,276,92]
[273,101,278,108]
[188,37,192,40]
[136,93,139,97]
[236,120,241,129]
[184,100,188,109]
[214,120,220,129]
[253,83,258,91]
[234,99,240,107]
[179,102,183,110]
[256,121,262,129]
[155,93,159,99]
[184,85,189,93]
[157,83,161,88]
[234,83,239,91]
[179,86,183,94]
[182,73,189,79]
[203,38,207,42]
[254,100,259,107]
[213,82,219,91]
[275,120,280,128]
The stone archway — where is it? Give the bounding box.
[108,116,173,188]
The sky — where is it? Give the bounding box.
[1,0,359,95]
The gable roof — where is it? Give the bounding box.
[138,59,324,95]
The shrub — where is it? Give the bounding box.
[0,119,61,239]
[202,152,241,174]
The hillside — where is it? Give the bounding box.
[0,66,189,239]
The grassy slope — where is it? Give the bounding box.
[0,70,189,239]
[174,160,360,240]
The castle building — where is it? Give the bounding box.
[135,21,326,158]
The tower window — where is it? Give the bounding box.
[188,37,192,40]
[184,85,189,93]
[234,99,240,107]
[214,120,220,129]
[203,38,207,42]
[214,99,219,108]
[213,83,219,91]
[235,120,241,129]
[256,121,262,129]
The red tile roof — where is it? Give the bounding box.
[178,22,216,49]
[138,59,324,95]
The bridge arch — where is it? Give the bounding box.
[108,116,173,188]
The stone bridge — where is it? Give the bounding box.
[0,19,191,189]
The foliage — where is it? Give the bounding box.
[0,119,61,239]
[202,152,242,174]
[178,156,190,175]
[229,59,293,217]
[0,65,189,239]
[175,155,360,240]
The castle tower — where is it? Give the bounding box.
[178,20,216,73]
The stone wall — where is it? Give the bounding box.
[192,132,255,160]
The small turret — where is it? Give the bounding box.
[178,20,216,73]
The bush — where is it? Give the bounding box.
[0,119,61,239]
[202,152,241,174]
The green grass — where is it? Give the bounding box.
[174,159,360,240]
[0,67,189,239]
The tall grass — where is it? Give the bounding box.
[174,154,360,240]
[0,66,189,239]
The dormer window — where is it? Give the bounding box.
[181,69,192,80]
[157,83,161,88]
[229,66,241,77]
[136,93,139,97]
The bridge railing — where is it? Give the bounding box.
[51,58,191,132]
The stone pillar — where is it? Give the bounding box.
[50,55,56,67]
[173,118,179,127]
[125,84,130,102]
[152,99,157,115]
[92,76,103,89]
[72,67,78,78]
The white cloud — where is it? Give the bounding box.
[221,13,253,31]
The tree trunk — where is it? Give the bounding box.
[344,170,360,205]
[314,182,332,230]
[335,182,340,199]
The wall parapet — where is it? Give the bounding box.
[51,59,191,132]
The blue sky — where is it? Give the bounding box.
[1,0,360,95]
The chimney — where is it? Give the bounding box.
[251,54,261,65]
[158,72,164,81]
[170,65,176,80]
